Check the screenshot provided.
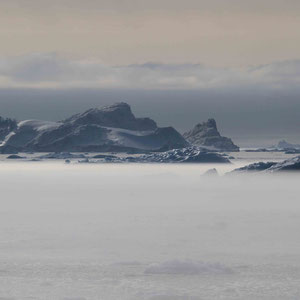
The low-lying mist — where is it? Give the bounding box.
[0,163,299,299]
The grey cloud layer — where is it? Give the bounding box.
[0,53,300,90]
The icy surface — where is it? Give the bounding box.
[130,147,230,163]
[267,155,300,172]
[230,155,300,173]
[77,148,230,164]
[0,156,300,299]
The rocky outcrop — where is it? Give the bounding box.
[229,156,300,173]
[132,147,230,163]
[277,140,300,150]
[64,102,157,131]
[229,162,276,173]
[0,103,188,153]
[183,119,239,152]
[78,147,231,164]
[267,156,300,172]
[0,116,17,142]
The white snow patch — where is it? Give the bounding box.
[0,131,16,146]
[17,119,61,131]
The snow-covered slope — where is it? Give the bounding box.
[2,119,61,149]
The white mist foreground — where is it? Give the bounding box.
[0,161,300,299]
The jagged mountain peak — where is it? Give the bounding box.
[206,118,217,128]
[64,102,157,131]
[183,119,239,152]
[81,102,131,115]
[101,102,131,111]
[186,118,220,139]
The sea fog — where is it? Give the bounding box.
[0,157,300,299]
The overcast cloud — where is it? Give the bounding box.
[0,53,300,91]
[1,1,300,66]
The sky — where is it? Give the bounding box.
[1,0,300,67]
[0,0,299,89]
[0,0,300,146]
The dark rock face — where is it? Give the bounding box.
[6,154,25,159]
[37,152,87,159]
[0,145,19,154]
[183,119,239,152]
[0,116,17,142]
[64,102,157,131]
[267,156,300,172]
[135,148,230,163]
[0,103,188,153]
[230,162,277,173]
[229,156,300,173]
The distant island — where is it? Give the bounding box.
[0,102,239,154]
